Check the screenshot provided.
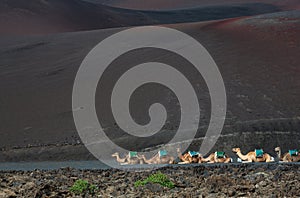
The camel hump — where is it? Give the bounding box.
[255,149,264,158]
[289,149,298,156]
[215,151,225,158]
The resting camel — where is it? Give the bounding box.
[111,152,144,165]
[112,152,127,163]
[232,148,274,163]
[275,147,300,162]
[201,152,232,163]
[140,152,175,164]
[176,148,201,164]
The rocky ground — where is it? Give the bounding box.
[0,163,299,197]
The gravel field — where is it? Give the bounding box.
[0,163,299,197]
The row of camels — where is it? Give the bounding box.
[112,147,300,165]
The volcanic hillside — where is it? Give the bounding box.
[0,0,280,35]
[0,10,299,161]
[93,0,300,10]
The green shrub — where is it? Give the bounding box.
[69,179,97,195]
[134,172,175,188]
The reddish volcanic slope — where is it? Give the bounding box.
[204,10,300,115]
[96,0,300,10]
[213,11,300,49]
[0,0,281,35]
[0,0,298,35]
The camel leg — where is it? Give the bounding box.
[265,154,273,162]
[169,157,175,164]
[201,158,210,163]
[120,162,129,165]
[178,161,188,164]
[283,155,292,162]
[282,158,289,162]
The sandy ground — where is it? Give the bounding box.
[0,163,299,197]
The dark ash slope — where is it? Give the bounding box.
[0,10,299,161]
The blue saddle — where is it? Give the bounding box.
[159,150,168,157]
[255,149,264,158]
[129,151,138,158]
[188,151,200,157]
[215,151,225,158]
[289,150,298,156]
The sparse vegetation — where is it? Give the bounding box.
[69,179,97,195]
[134,172,175,188]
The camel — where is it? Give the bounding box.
[111,152,144,165]
[111,152,128,163]
[140,150,175,164]
[275,147,300,162]
[176,148,201,164]
[200,151,232,163]
[232,148,274,163]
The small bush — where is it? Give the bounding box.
[69,179,97,195]
[134,172,175,188]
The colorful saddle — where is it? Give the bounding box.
[215,151,225,158]
[129,151,138,158]
[289,150,298,156]
[255,149,264,158]
[159,150,168,158]
[188,151,200,157]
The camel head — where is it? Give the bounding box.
[111,152,119,157]
[232,148,241,153]
[274,147,281,153]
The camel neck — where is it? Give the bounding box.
[277,150,282,160]
[237,151,248,160]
